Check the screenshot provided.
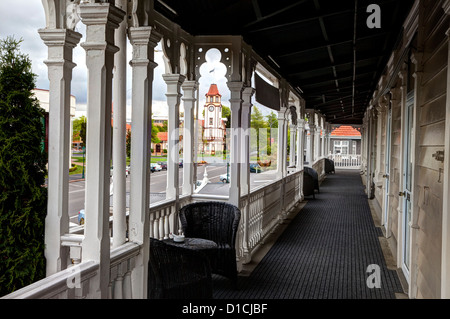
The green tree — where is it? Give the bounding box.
[79,118,86,148]
[0,37,47,296]
[222,105,231,128]
[73,115,87,147]
[157,120,168,132]
[266,111,278,129]
[250,106,267,161]
[151,118,160,144]
[126,129,131,158]
[266,112,278,156]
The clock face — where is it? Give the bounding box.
[208,105,214,112]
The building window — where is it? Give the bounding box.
[334,140,349,155]
[209,118,213,126]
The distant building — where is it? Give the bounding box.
[329,125,362,156]
[201,84,227,155]
[153,131,168,155]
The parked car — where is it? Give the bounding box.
[179,159,183,167]
[78,209,85,225]
[151,163,162,172]
[220,174,229,183]
[110,166,129,177]
[126,165,131,174]
[250,163,262,173]
[157,161,167,170]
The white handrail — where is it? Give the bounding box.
[1,261,98,299]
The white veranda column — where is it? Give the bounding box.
[309,123,316,164]
[80,2,125,298]
[38,28,81,276]
[315,125,320,160]
[277,108,287,177]
[325,123,331,157]
[297,119,305,200]
[321,123,326,158]
[289,124,296,167]
[181,80,198,196]
[239,86,254,265]
[163,74,185,199]
[128,26,161,299]
[112,0,128,249]
[227,81,244,207]
[305,126,311,164]
[241,87,255,195]
[297,119,305,169]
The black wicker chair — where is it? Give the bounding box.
[179,201,241,288]
[304,166,319,193]
[148,237,213,299]
[325,158,335,174]
[303,172,316,199]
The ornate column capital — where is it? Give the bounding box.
[181,80,198,102]
[242,86,255,109]
[227,81,244,109]
[163,73,186,103]
[38,28,82,48]
[297,118,305,130]
[79,3,125,53]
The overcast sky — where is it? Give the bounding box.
[0,0,272,121]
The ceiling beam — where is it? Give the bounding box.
[246,8,354,34]
[295,70,376,89]
[286,55,383,77]
[276,32,389,58]
[243,0,309,28]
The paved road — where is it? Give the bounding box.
[68,165,228,221]
[68,164,279,224]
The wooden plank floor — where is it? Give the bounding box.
[213,169,404,299]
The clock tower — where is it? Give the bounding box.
[203,84,226,155]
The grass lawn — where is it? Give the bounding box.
[69,164,85,175]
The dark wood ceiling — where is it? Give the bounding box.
[154,0,415,124]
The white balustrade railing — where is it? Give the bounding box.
[236,169,304,264]
[148,194,191,240]
[3,169,309,299]
[109,242,140,299]
[329,153,361,168]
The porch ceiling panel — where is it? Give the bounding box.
[154,0,415,124]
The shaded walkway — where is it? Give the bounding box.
[213,170,404,299]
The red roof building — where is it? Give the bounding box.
[206,84,221,97]
[329,125,361,156]
[157,132,168,142]
[330,125,361,137]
